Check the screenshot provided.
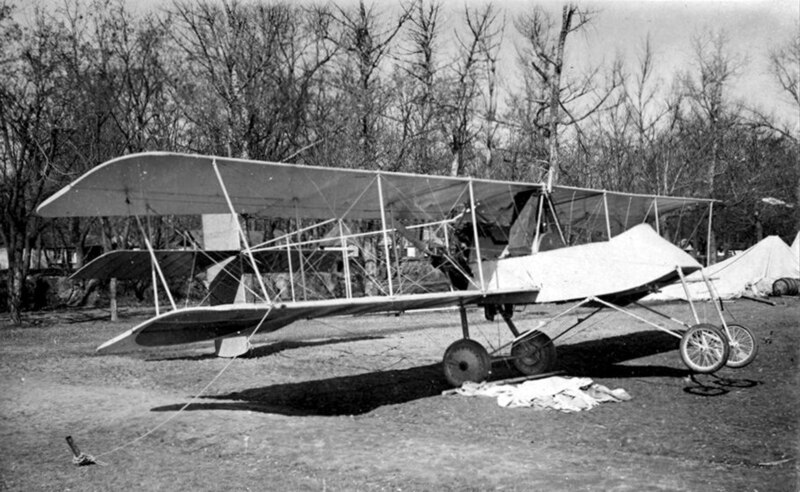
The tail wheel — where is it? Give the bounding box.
[724,324,758,368]
[680,324,730,374]
[510,331,556,376]
[442,339,491,387]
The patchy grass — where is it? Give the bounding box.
[0,299,798,491]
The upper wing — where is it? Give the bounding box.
[37,152,713,240]
[36,152,538,221]
[96,289,539,353]
[549,185,716,236]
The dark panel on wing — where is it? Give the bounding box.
[71,250,239,280]
[72,249,346,281]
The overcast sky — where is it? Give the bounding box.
[464,0,799,127]
[24,0,800,127]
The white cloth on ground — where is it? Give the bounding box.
[455,376,631,412]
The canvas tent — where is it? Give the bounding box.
[644,235,800,301]
[792,232,799,263]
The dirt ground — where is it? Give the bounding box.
[0,297,798,491]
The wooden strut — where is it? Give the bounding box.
[487,298,598,357]
[376,174,394,296]
[211,159,270,303]
[135,215,176,311]
[467,179,485,291]
[459,303,470,339]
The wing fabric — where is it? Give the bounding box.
[71,250,238,280]
[36,152,539,222]
[37,152,713,239]
[71,249,342,280]
[96,289,538,353]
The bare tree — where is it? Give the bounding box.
[0,5,79,323]
[679,29,745,261]
[440,3,503,177]
[327,0,412,169]
[587,35,689,194]
[390,0,444,173]
[169,0,336,162]
[767,28,800,230]
[770,27,800,109]
[514,4,622,187]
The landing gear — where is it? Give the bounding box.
[511,331,556,375]
[680,324,730,373]
[442,303,560,387]
[442,339,491,387]
[724,324,758,368]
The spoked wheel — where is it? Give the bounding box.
[442,339,491,387]
[680,323,730,374]
[510,331,556,376]
[724,324,758,368]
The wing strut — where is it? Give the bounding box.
[706,201,714,267]
[338,219,353,298]
[544,193,567,246]
[603,191,612,239]
[676,266,700,324]
[294,205,308,301]
[211,159,271,303]
[654,197,661,235]
[468,179,485,292]
[284,236,296,302]
[377,174,394,296]
[135,215,176,311]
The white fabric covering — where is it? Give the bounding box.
[475,224,701,303]
[455,376,631,412]
[644,235,800,301]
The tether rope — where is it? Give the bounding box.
[79,304,275,463]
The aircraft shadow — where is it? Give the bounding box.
[152,362,449,416]
[145,336,384,361]
[554,330,690,378]
[151,330,695,416]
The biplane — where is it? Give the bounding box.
[36,152,758,386]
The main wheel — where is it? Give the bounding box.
[680,324,730,374]
[442,339,491,387]
[510,331,556,376]
[724,324,758,368]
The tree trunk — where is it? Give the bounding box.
[363,237,377,296]
[796,172,800,233]
[70,217,85,270]
[109,277,118,322]
[449,151,460,177]
[754,211,763,242]
[707,128,719,265]
[5,226,28,324]
[101,217,118,321]
[545,6,574,189]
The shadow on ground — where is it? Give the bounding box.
[145,336,385,361]
[151,330,696,416]
[556,330,689,378]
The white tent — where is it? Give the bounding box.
[792,232,799,264]
[644,235,800,301]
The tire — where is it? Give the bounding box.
[442,339,491,387]
[724,324,758,368]
[680,324,730,374]
[510,331,556,376]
